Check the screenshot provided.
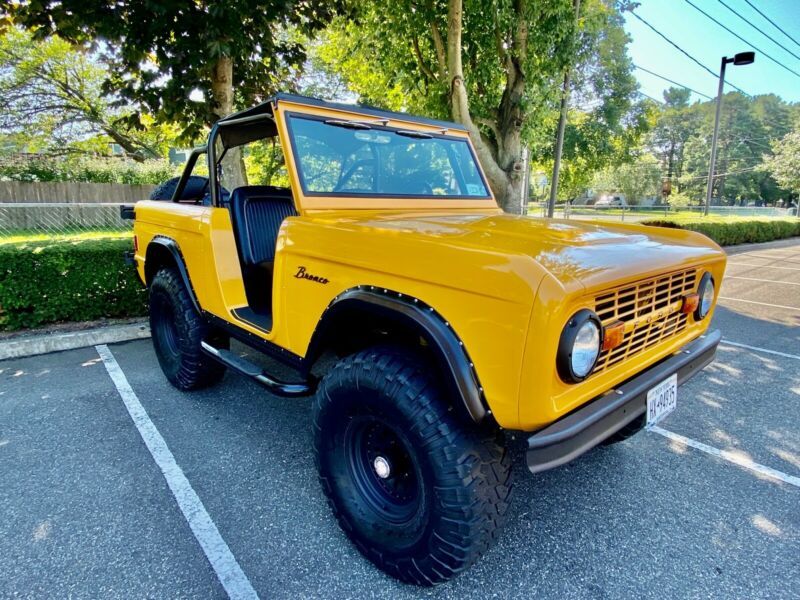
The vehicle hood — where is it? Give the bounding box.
[307,210,726,295]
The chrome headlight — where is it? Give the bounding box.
[557,309,602,383]
[696,272,715,320]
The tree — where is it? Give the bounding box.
[0,27,172,159]
[645,90,795,205]
[763,129,800,199]
[314,0,644,213]
[10,0,347,185]
[677,92,791,204]
[648,87,699,185]
[591,153,660,204]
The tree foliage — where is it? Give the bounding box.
[9,1,348,139]
[646,90,795,205]
[313,0,645,212]
[591,152,660,204]
[0,27,174,159]
[763,129,800,198]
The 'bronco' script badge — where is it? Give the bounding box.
[294,266,329,284]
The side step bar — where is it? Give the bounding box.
[200,341,313,397]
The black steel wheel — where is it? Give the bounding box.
[345,416,422,526]
[313,347,512,585]
[149,268,227,390]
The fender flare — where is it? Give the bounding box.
[144,236,200,314]
[305,287,489,423]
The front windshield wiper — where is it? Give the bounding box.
[324,118,390,130]
[396,129,433,139]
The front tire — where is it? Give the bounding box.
[149,268,227,390]
[312,347,511,585]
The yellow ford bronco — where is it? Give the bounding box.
[123,94,725,585]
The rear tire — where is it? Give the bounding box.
[149,268,227,390]
[312,347,512,585]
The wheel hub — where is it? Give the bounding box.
[344,416,421,523]
[373,456,391,479]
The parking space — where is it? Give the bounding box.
[2,239,799,599]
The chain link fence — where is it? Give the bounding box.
[526,203,798,221]
[0,202,132,240]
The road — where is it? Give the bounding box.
[1,239,798,599]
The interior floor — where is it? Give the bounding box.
[228,185,297,332]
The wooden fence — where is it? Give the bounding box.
[0,181,155,204]
[0,182,156,235]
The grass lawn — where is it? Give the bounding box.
[0,229,131,245]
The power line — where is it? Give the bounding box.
[633,64,714,100]
[742,0,800,50]
[637,90,664,104]
[715,0,800,62]
[629,10,752,96]
[683,0,800,80]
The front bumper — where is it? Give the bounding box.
[526,329,721,474]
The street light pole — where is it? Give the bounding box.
[705,51,755,216]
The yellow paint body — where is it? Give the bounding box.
[133,99,726,431]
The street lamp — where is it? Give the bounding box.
[705,51,755,216]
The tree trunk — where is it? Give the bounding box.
[210,56,247,189]
[444,0,523,214]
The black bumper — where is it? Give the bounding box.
[526,329,721,474]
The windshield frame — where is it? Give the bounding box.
[274,100,498,212]
[285,112,492,201]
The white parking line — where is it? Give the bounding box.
[718,296,799,311]
[726,276,800,287]
[721,339,800,360]
[96,345,259,600]
[727,262,800,271]
[650,426,800,488]
[736,253,800,263]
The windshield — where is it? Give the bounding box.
[286,115,490,198]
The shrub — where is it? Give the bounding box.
[0,156,176,185]
[643,217,800,246]
[0,237,147,331]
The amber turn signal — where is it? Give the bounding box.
[601,321,625,352]
[681,293,699,314]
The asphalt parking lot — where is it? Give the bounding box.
[1,238,798,599]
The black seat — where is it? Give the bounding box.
[229,186,297,266]
[229,186,297,318]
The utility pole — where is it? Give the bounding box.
[705,51,755,216]
[547,0,581,218]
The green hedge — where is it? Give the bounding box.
[642,218,800,246]
[0,156,176,185]
[0,238,147,331]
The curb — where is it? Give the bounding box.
[0,322,151,361]
[724,236,800,255]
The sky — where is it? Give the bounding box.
[623,0,800,104]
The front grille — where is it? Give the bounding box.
[593,269,698,374]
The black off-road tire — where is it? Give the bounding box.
[149,176,209,201]
[149,268,228,390]
[312,347,512,585]
[601,413,646,446]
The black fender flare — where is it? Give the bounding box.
[305,286,489,423]
[144,236,201,314]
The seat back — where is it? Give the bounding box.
[229,186,297,266]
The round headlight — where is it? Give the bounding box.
[696,272,715,320]
[557,309,602,383]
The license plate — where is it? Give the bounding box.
[646,373,678,428]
